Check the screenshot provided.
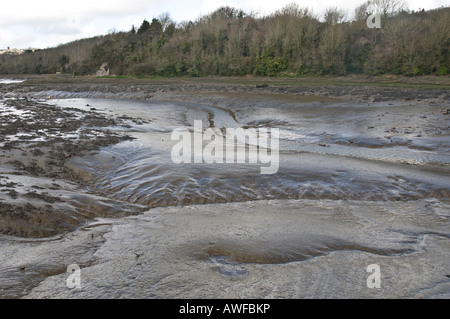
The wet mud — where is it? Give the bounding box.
[0,77,449,298]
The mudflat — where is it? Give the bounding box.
[0,75,449,298]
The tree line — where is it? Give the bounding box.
[0,1,449,77]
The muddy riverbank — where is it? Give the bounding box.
[4,75,450,105]
[0,76,449,299]
[0,96,146,238]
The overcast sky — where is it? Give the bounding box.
[0,0,448,49]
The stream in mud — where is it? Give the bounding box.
[60,97,450,205]
[1,91,449,298]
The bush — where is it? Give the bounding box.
[296,64,310,75]
[188,68,203,77]
[437,66,448,76]
[158,63,177,77]
[255,47,288,76]
[130,63,157,76]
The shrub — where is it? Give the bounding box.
[412,66,421,76]
[130,63,157,76]
[255,47,288,76]
[437,66,448,76]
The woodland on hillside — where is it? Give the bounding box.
[0,0,449,77]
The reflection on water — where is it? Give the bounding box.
[0,79,25,84]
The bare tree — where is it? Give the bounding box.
[320,8,347,74]
[354,1,370,21]
[367,0,407,16]
[324,7,347,25]
[158,12,174,32]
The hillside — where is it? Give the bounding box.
[0,3,449,77]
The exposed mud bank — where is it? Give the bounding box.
[0,97,146,238]
[3,75,450,105]
[0,77,448,299]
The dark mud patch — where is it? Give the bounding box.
[0,202,77,238]
[201,237,416,264]
[0,97,145,238]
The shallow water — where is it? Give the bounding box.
[0,79,25,84]
[1,93,450,298]
[58,97,449,206]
